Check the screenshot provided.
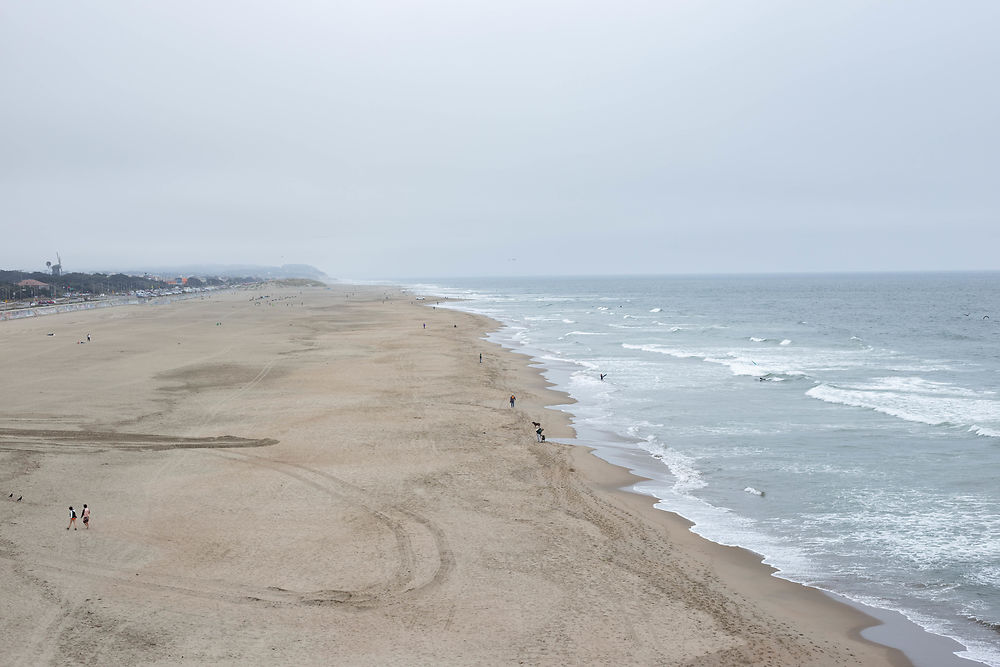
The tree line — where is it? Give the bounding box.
[0,270,262,300]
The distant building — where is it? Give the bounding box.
[17,279,49,287]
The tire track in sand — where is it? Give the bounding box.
[0,428,277,454]
[190,359,276,434]
[216,449,455,606]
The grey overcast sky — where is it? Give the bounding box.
[2,1,998,279]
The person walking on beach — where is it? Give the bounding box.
[535,426,544,442]
[510,394,516,408]
[82,504,91,529]
[67,506,77,530]
[479,353,482,363]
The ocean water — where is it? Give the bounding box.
[408,273,1000,666]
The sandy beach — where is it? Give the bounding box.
[0,284,907,665]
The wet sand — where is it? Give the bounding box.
[0,284,907,665]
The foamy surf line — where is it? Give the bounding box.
[622,341,1000,439]
[806,380,1000,439]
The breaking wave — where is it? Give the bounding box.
[806,377,1000,437]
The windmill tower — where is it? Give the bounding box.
[46,253,62,277]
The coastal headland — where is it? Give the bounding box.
[0,284,906,665]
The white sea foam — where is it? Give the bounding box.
[970,425,1000,438]
[822,489,1000,569]
[640,438,706,494]
[532,353,599,371]
[849,376,983,397]
[623,343,699,359]
[625,421,665,440]
[562,319,575,324]
[625,337,894,382]
[780,339,791,346]
[806,379,1000,436]
[749,336,767,342]
[650,307,662,313]
[624,343,785,378]
[707,356,765,377]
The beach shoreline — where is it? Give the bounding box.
[446,292,992,667]
[0,283,931,664]
[469,314,923,665]
[454,295,989,667]
[402,288,932,665]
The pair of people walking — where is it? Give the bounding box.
[67,504,91,530]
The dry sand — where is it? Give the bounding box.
[0,285,908,665]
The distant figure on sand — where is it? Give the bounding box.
[87,333,91,342]
[509,394,516,408]
[82,504,91,528]
[479,353,482,363]
[423,323,426,329]
[67,506,77,530]
[600,373,606,381]
[536,426,544,442]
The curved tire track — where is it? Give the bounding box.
[218,450,455,605]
